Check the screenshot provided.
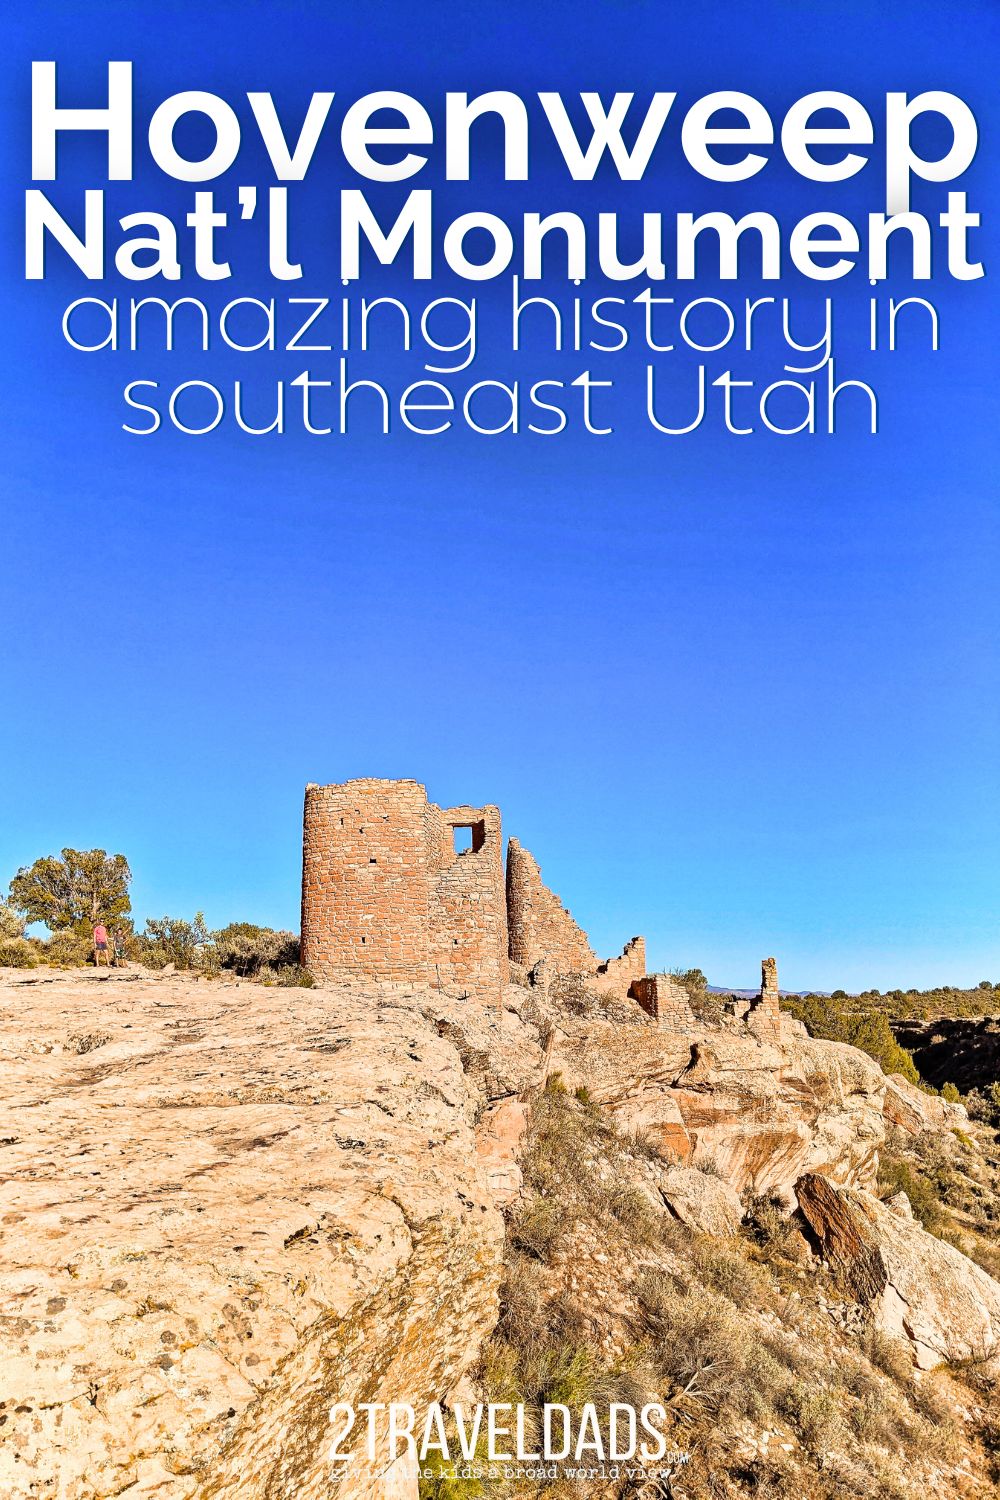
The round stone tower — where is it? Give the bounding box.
[301,779,433,985]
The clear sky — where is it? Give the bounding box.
[1,0,998,992]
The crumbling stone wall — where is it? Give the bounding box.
[746,955,783,1039]
[630,973,697,1029]
[588,936,647,1000]
[300,780,792,1055]
[303,779,651,1009]
[759,956,780,1014]
[302,780,508,997]
[506,837,598,975]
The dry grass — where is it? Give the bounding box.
[451,1082,998,1500]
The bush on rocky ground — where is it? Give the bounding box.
[0,899,25,941]
[137,913,211,970]
[256,962,314,988]
[875,1122,1000,1284]
[211,922,300,977]
[783,994,921,1084]
[0,900,35,966]
[118,918,311,982]
[41,930,95,967]
[453,1081,996,1500]
[967,1084,1000,1130]
[0,935,37,967]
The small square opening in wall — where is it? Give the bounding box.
[452,822,486,854]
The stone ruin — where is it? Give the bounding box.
[723,956,784,1038]
[301,778,783,1035]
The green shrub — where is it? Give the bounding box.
[138,913,211,970]
[690,1235,774,1305]
[966,1084,1000,1129]
[878,1153,944,1234]
[622,1126,681,1165]
[639,1280,761,1423]
[212,923,299,976]
[273,963,314,987]
[778,1382,842,1452]
[43,930,93,967]
[782,994,920,1083]
[0,900,25,941]
[862,1328,913,1385]
[419,1440,487,1500]
[0,936,37,967]
[693,1154,726,1179]
[742,1191,796,1254]
[510,1196,564,1259]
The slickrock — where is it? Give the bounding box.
[0,971,505,1500]
[3,957,994,1497]
[548,1017,891,1200]
[796,1172,1000,1369]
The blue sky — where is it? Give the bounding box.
[1,0,998,991]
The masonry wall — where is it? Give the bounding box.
[506,837,598,976]
[589,936,647,1000]
[758,956,781,1015]
[427,803,509,997]
[302,780,432,984]
[746,955,783,1038]
[631,973,697,1029]
[302,780,509,996]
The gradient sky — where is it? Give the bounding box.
[2,0,998,991]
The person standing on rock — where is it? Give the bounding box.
[112,928,128,968]
[93,921,110,969]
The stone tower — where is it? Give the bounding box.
[301,779,509,997]
[760,956,780,1013]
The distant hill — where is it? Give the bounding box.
[708,984,831,998]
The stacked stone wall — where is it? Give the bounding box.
[630,973,697,1030]
[506,837,598,975]
[302,780,508,997]
[746,955,783,1039]
[588,936,647,1000]
[758,956,781,1015]
[428,804,509,996]
[303,780,645,1008]
[301,780,432,984]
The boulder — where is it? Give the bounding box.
[420,986,546,1100]
[796,1172,1000,1369]
[476,1097,530,1205]
[654,1165,744,1237]
[883,1072,967,1134]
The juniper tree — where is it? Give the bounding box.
[9,848,131,936]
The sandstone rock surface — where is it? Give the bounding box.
[796,1172,1000,1369]
[3,963,994,1497]
[882,1071,967,1134]
[652,1165,744,1237]
[0,971,505,1499]
[548,1017,891,1200]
